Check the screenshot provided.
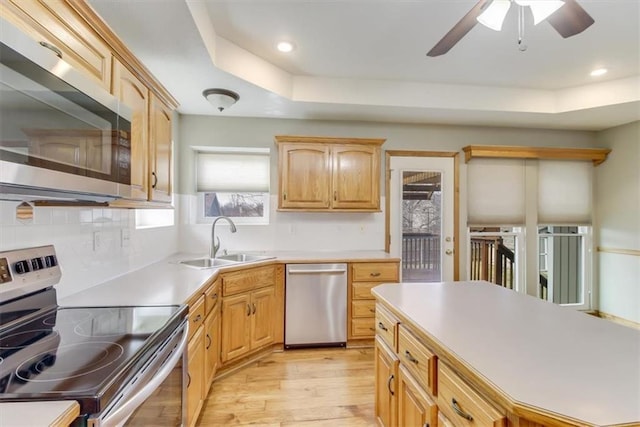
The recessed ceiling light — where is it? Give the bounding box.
[590,68,608,77]
[277,41,294,53]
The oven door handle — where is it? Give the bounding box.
[99,327,187,427]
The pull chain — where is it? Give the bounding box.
[518,5,528,51]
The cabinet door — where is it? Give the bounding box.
[186,326,205,427]
[1,0,113,90]
[112,60,149,201]
[278,143,331,209]
[149,93,172,203]
[204,307,221,393]
[398,365,437,427]
[375,337,399,427]
[250,286,276,349]
[221,293,251,362]
[331,144,380,210]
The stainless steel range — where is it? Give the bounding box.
[0,245,187,426]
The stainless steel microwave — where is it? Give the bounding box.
[0,17,131,202]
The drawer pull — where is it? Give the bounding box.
[404,350,419,364]
[370,272,381,277]
[211,292,218,300]
[39,41,62,58]
[387,374,395,396]
[378,322,388,331]
[451,398,474,421]
[369,327,376,331]
[193,314,202,323]
[369,308,376,313]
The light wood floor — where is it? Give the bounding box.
[197,347,375,426]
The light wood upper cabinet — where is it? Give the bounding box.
[1,0,112,90]
[112,60,149,201]
[275,136,385,212]
[278,143,331,209]
[149,93,173,203]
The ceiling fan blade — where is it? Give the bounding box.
[427,0,492,57]
[546,0,595,38]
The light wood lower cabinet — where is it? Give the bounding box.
[221,265,277,364]
[349,262,399,341]
[186,325,204,427]
[398,365,437,427]
[375,337,399,427]
[203,283,221,393]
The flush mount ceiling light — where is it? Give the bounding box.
[277,41,295,53]
[427,0,594,56]
[202,88,240,112]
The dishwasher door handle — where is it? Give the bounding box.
[287,269,347,274]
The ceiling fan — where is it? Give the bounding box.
[427,0,595,57]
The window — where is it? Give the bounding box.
[195,148,270,224]
[538,226,591,308]
[466,156,594,310]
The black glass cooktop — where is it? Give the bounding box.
[0,303,186,414]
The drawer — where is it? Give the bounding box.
[352,262,399,282]
[188,295,205,341]
[438,412,455,427]
[437,364,506,427]
[352,299,376,318]
[375,304,399,351]
[352,282,378,300]
[204,278,221,315]
[222,265,275,296]
[398,324,436,396]
[351,316,376,338]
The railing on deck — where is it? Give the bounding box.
[470,237,514,289]
[402,233,440,281]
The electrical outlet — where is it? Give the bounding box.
[121,228,130,248]
[93,231,102,251]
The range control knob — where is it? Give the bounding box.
[15,370,32,383]
[30,257,44,271]
[44,255,57,267]
[14,260,30,274]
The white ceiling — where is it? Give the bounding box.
[89,0,640,131]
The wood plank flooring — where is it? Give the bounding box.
[197,348,375,426]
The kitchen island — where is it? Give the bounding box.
[372,281,640,426]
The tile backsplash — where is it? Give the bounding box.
[0,201,178,299]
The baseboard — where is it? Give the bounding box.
[597,311,640,330]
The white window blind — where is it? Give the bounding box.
[537,160,592,224]
[467,158,526,225]
[196,151,270,192]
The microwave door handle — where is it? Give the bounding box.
[98,328,187,427]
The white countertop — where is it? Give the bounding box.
[60,250,395,307]
[0,401,79,426]
[372,281,640,426]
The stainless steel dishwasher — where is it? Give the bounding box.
[285,263,347,348]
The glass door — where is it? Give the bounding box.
[389,156,455,282]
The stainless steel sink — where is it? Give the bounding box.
[179,258,238,269]
[216,253,276,263]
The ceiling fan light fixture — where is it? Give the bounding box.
[477,0,512,31]
[516,0,565,25]
[202,88,240,112]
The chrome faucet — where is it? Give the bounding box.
[210,216,237,259]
